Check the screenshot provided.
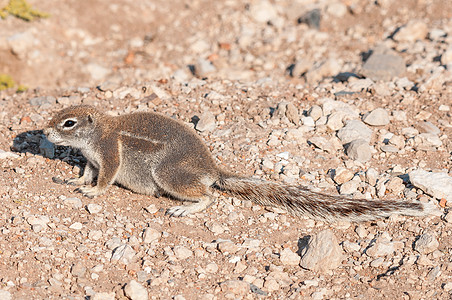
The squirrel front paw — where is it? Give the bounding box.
[76,185,105,198]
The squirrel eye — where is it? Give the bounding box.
[63,120,76,128]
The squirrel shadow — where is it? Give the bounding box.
[12,129,86,168]
[12,129,94,192]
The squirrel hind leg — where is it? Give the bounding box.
[153,165,216,216]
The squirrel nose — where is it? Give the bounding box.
[43,128,50,136]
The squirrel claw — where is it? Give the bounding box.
[75,185,102,198]
[165,206,189,217]
[52,177,65,185]
[66,177,88,186]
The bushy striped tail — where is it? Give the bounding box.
[213,174,437,222]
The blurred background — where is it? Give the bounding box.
[0,0,451,90]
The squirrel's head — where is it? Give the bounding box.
[44,105,101,148]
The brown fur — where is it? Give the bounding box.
[44,105,437,221]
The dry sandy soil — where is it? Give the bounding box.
[0,0,451,299]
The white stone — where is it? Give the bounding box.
[26,215,50,227]
[414,233,439,254]
[363,108,390,126]
[409,169,452,201]
[366,241,395,257]
[87,203,103,214]
[280,248,300,266]
[345,139,372,162]
[173,246,193,260]
[143,227,161,243]
[69,222,83,230]
[393,20,428,42]
[299,229,343,272]
[63,197,83,209]
[92,292,116,300]
[0,150,20,159]
[0,290,11,300]
[250,0,278,23]
[333,168,354,185]
[196,111,216,132]
[337,120,373,144]
[124,280,148,300]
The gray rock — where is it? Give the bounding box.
[337,120,373,144]
[124,280,148,300]
[299,229,343,272]
[361,51,406,81]
[111,244,136,264]
[409,169,452,201]
[279,248,300,266]
[393,20,428,42]
[298,9,321,29]
[29,96,57,106]
[195,111,216,132]
[345,139,372,162]
[414,233,439,254]
[427,265,441,281]
[362,108,390,126]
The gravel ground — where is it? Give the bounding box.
[0,0,451,299]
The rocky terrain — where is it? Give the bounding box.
[0,0,451,299]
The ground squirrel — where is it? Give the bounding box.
[44,105,437,222]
